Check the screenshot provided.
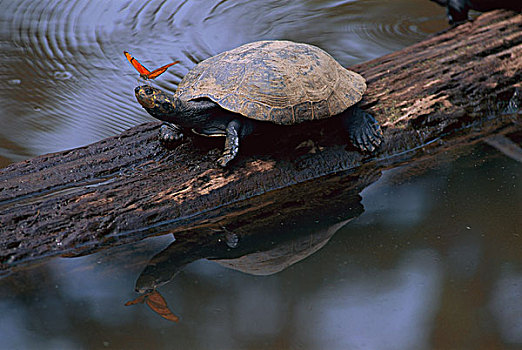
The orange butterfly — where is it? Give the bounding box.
[124,51,179,80]
[125,290,179,322]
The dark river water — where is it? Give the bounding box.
[1,1,522,349]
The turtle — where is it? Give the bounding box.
[134,40,383,167]
[429,0,521,24]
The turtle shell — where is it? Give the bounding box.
[175,40,366,125]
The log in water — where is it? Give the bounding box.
[0,10,520,271]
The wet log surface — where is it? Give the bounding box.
[1,10,521,272]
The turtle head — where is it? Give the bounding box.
[135,265,182,294]
[134,85,178,121]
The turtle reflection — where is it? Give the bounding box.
[134,167,380,295]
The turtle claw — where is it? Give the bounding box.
[159,123,184,147]
[217,155,232,168]
[344,107,383,154]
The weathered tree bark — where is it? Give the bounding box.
[1,10,520,271]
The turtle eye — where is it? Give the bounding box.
[144,87,153,95]
[162,102,173,112]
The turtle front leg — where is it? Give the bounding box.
[159,122,184,147]
[217,120,242,167]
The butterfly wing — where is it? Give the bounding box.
[145,290,180,322]
[124,293,149,306]
[147,61,180,79]
[124,51,151,77]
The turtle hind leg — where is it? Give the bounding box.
[446,0,470,25]
[343,107,383,153]
[159,122,184,147]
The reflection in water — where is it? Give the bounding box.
[490,271,522,344]
[135,200,362,293]
[0,0,447,164]
[134,167,376,293]
[125,290,180,322]
[213,219,353,276]
[308,249,442,349]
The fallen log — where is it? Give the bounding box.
[1,10,520,271]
